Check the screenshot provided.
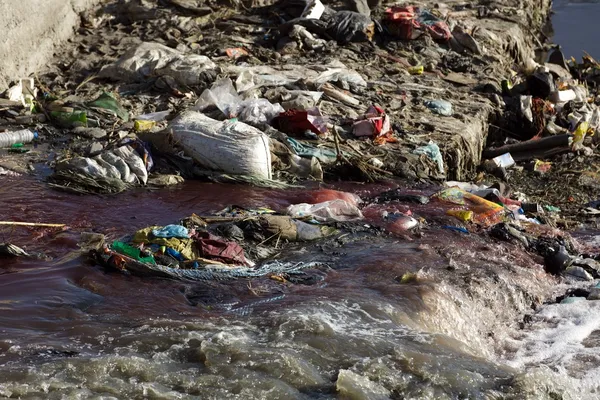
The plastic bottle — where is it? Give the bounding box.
[0,129,37,148]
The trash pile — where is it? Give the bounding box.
[478,48,600,222]
[82,174,600,286]
[0,0,527,190]
[486,47,599,161]
[92,197,364,281]
[371,181,600,283]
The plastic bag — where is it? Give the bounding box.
[424,99,452,116]
[286,137,337,164]
[61,157,108,178]
[169,112,272,179]
[287,199,363,222]
[239,98,284,125]
[326,11,375,43]
[99,42,216,86]
[100,151,136,183]
[433,187,505,227]
[227,63,367,92]
[413,141,444,173]
[92,155,123,180]
[152,225,190,239]
[527,69,555,99]
[195,78,240,115]
[113,145,149,185]
[194,78,283,124]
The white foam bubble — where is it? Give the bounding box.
[506,299,600,396]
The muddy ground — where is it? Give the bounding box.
[2,0,600,229]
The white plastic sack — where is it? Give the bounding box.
[287,199,363,222]
[57,149,146,184]
[63,157,109,177]
[100,151,137,183]
[226,62,366,92]
[99,42,216,86]
[113,145,148,184]
[312,68,367,89]
[92,155,122,180]
[194,78,284,125]
[170,112,272,179]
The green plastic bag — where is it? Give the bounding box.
[111,241,156,264]
[87,92,130,121]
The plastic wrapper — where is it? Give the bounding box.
[194,78,283,125]
[286,199,363,222]
[424,99,452,116]
[433,187,505,227]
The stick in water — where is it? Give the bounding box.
[0,221,66,228]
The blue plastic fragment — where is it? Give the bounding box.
[442,225,469,234]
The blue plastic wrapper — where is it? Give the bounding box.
[424,99,452,116]
[152,224,189,239]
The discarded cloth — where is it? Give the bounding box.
[286,137,338,164]
[133,226,197,260]
[193,231,252,266]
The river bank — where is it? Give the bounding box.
[0,0,599,398]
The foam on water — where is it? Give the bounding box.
[504,290,600,398]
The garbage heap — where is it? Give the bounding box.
[81,181,600,289]
[0,0,553,191]
[92,195,365,281]
[477,50,600,223]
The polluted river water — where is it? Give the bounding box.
[551,0,600,60]
[0,174,598,399]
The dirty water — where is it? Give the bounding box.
[552,0,600,59]
[0,177,595,399]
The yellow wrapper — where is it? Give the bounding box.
[446,209,473,222]
[408,65,424,75]
[134,120,156,132]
